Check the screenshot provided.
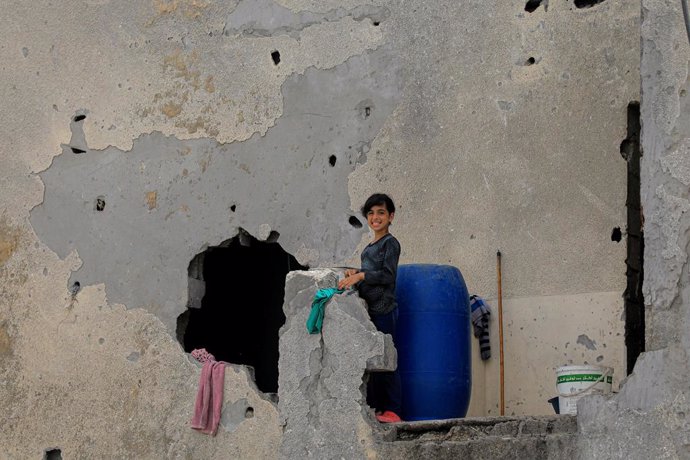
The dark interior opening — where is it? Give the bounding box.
[620,101,644,375]
[44,449,62,460]
[177,231,307,393]
[525,0,546,13]
[574,0,606,8]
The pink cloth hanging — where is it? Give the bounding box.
[190,349,225,436]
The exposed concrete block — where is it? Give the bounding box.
[577,346,690,458]
[278,269,395,459]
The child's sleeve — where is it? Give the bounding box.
[362,238,401,285]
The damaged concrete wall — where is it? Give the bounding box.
[2,0,396,456]
[1,0,638,457]
[577,0,690,457]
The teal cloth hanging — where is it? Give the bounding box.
[306,288,344,334]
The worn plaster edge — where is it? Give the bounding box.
[273,0,386,15]
[91,17,386,151]
[225,3,391,38]
[28,40,389,263]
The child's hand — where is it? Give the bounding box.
[344,268,359,277]
[338,272,364,290]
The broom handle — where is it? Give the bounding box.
[497,250,505,416]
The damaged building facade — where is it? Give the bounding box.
[1,0,688,458]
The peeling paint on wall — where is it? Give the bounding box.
[0,218,21,267]
[30,47,402,333]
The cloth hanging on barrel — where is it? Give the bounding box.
[470,295,492,360]
[306,288,343,334]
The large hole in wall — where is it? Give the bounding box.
[620,101,644,375]
[177,230,307,394]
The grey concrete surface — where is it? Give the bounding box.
[278,269,396,459]
[576,1,690,458]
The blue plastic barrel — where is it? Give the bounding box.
[395,264,472,421]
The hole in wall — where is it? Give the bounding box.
[230,204,237,212]
[73,114,86,122]
[94,196,106,212]
[271,51,281,65]
[373,21,380,26]
[71,147,86,154]
[177,230,308,394]
[349,216,363,228]
[364,107,371,118]
[574,0,606,8]
[329,155,337,167]
[525,57,536,66]
[70,281,81,296]
[44,449,62,460]
[525,0,547,12]
[245,407,254,418]
[611,227,622,242]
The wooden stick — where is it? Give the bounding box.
[497,250,505,416]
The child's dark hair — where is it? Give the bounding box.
[361,193,396,217]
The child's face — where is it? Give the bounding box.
[366,204,394,233]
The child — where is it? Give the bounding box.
[338,193,402,423]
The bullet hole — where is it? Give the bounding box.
[349,216,363,228]
[98,338,105,344]
[611,227,622,242]
[73,114,86,122]
[364,107,371,118]
[95,196,106,212]
[44,449,62,460]
[71,147,86,154]
[574,0,606,8]
[525,0,546,12]
[271,51,281,65]
[373,21,380,26]
[245,407,254,418]
[70,281,81,296]
[525,57,536,66]
[329,155,337,167]
[230,204,237,212]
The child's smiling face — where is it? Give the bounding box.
[367,204,394,234]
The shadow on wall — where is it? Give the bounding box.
[176,229,307,394]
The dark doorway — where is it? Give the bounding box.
[620,101,644,375]
[177,231,307,393]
